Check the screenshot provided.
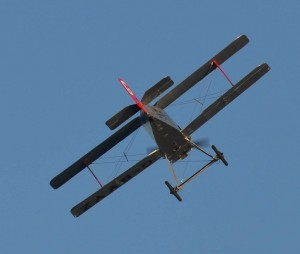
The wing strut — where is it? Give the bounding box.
[213,60,234,86]
[83,160,103,188]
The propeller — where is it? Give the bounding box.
[193,137,210,148]
[146,146,159,154]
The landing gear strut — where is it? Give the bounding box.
[165,145,228,201]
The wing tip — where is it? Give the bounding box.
[237,34,250,44]
[262,62,271,71]
[70,208,80,218]
[256,63,271,75]
[50,179,60,189]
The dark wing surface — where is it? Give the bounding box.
[105,104,140,130]
[141,76,174,104]
[155,35,249,109]
[182,63,270,137]
[50,117,142,189]
[71,149,162,217]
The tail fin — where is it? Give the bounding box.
[118,78,147,113]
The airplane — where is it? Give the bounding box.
[50,35,270,217]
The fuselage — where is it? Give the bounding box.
[141,105,192,163]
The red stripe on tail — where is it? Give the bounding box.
[118,78,147,113]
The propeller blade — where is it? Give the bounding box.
[193,137,210,147]
[146,146,158,154]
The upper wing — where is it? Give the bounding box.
[50,117,142,189]
[71,149,162,217]
[182,63,270,137]
[155,35,249,109]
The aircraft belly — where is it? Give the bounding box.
[149,117,191,163]
[142,119,155,141]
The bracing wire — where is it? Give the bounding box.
[180,66,217,181]
[169,90,226,107]
[168,161,179,187]
[110,127,140,179]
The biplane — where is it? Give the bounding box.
[50,35,270,217]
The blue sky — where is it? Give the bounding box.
[1,1,299,253]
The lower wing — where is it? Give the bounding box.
[71,149,162,217]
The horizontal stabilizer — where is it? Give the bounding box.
[106,76,174,130]
[155,35,249,109]
[182,63,270,136]
[106,104,140,130]
[50,117,142,189]
[71,149,162,217]
[141,76,174,105]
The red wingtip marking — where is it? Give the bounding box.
[213,60,235,87]
[118,78,147,113]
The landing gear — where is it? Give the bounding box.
[212,145,228,166]
[165,145,228,201]
[165,181,182,201]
